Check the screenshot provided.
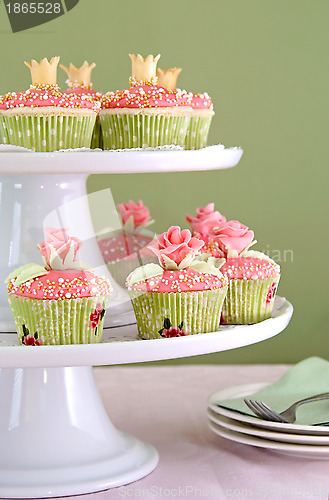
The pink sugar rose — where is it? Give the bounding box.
[117,200,151,228]
[38,227,81,268]
[210,220,254,257]
[149,226,204,270]
[186,203,226,237]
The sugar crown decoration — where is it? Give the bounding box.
[129,53,161,87]
[24,56,60,86]
[157,67,182,91]
[60,61,96,89]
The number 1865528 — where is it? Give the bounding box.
[5,2,62,14]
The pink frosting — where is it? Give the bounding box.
[128,268,227,293]
[182,91,213,110]
[117,200,151,228]
[0,85,100,112]
[210,220,254,257]
[7,269,112,300]
[98,232,154,262]
[65,87,103,100]
[38,228,81,268]
[186,203,226,237]
[221,257,280,280]
[194,235,223,258]
[101,85,191,110]
[149,226,204,269]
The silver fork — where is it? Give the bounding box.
[244,393,329,423]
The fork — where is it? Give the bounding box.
[244,393,329,423]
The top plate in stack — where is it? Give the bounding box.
[207,383,329,459]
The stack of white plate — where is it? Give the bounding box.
[207,382,329,459]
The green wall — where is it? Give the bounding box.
[0,0,328,363]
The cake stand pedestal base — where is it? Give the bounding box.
[0,365,158,498]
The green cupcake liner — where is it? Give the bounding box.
[90,115,103,149]
[128,287,227,339]
[221,275,280,325]
[8,295,110,345]
[3,114,96,152]
[100,112,190,149]
[0,116,8,144]
[185,116,213,150]
[106,254,157,289]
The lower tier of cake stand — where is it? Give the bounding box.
[0,297,293,497]
[0,365,158,498]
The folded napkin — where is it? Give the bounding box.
[216,357,329,426]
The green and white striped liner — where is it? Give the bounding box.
[185,115,213,150]
[221,275,280,325]
[0,113,8,144]
[8,294,110,345]
[2,114,96,152]
[90,115,103,149]
[100,110,190,149]
[128,287,227,339]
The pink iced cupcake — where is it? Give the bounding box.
[0,57,100,151]
[157,67,214,149]
[211,220,280,324]
[97,200,157,288]
[6,228,112,345]
[126,226,228,339]
[186,203,226,257]
[99,54,192,149]
[60,61,103,148]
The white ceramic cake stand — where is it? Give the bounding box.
[0,145,293,498]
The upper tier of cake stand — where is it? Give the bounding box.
[0,296,292,368]
[0,144,243,174]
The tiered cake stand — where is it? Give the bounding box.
[0,146,293,498]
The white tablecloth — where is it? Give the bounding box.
[4,365,329,500]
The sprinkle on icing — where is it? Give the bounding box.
[101,85,192,110]
[64,85,103,101]
[7,269,112,300]
[129,76,159,87]
[176,89,213,110]
[0,84,100,112]
[128,268,227,293]
[221,257,280,280]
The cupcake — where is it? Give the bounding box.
[97,200,157,288]
[186,202,227,256]
[126,226,228,339]
[6,228,112,345]
[210,220,280,324]
[0,57,100,152]
[60,61,103,149]
[99,54,192,150]
[157,67,214,149]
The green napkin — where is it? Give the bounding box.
[216,357,329,426]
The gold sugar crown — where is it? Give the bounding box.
[157,67,182,91]
[60,61,96,89]
[24,57,60,86]
[129,53,161,86]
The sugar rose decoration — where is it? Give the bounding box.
[149,226,204,270]
[211,220,255,258]
[117,200,152,229]
[38,227,83,270]
[186,203,226,237]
